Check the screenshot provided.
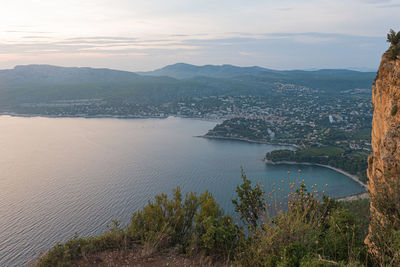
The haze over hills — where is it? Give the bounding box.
[0,65,195,107]
[140,62,376,80]
[0,63,376,114]
[140,63,376,94]
[138,63,272,79]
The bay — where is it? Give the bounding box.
[0,116,364,266]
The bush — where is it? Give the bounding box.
[127,188,240,257]
[37,173,372,267]
[340,199,370,238]
[190,191,241,256]
[37,188,240,266]
[386,29,400,60]
[391,104,398,116]
[235,181,368,266]
[368,173,400,265]
[37,221,127,267]
[387,29,400,46]
[126,187,188,249]
[232,169,265,231]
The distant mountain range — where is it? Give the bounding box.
[138,63,272,79]
[140,62,376,80]
[0,64,376,110]
[140,63,376,94]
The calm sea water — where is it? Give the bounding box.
[0,116,364,266]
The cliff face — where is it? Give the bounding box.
[366,51,400,254]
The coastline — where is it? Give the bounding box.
[336,192,369,202]
[265,159,368,189]
[198,135,299,149]
[0,112,223,123]
[0,112,169,119]
[1,113,368,200]
[200,136,369,196]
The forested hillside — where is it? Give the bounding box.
[0,64,375,115]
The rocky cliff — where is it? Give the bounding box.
[366,49,400,257]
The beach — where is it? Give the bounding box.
[265,159,368,189]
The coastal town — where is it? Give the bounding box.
[12,82,372,153]
[8,82,372,182]
[198,84,372,151]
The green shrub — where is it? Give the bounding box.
[368,155,374,165]
[235,180,368,267]
[368,174,400,265]
[37,173,373,267]
[37,188,239,266]
[37,221,127,267]
[126,187,188,248]
[190,191,241,256]
[320,208,367,263]
[340,199,370,238]
[232,169,265,231]
[386,29,400,60]
[391,104,398,116]
[127,188,240,257]
[387,29,400,47]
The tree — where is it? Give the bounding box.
[387,29,400,46]
[386,29,400,60]
[232,168,265,231]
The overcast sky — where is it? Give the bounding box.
[1,0,399,71]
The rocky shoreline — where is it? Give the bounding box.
[199,135,299,148]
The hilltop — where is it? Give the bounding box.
[0,64,375,115]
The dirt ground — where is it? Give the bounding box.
[73,249,229,267]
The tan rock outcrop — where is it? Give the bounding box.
[366,50,400,256]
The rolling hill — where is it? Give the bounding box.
[0,64,376,113]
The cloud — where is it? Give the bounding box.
[359,0,400,8]
[23,36,53,39]
[239,51,253,56]
[79,44,200,51]
[290,34,337,44]
[67,36,138,41]
[1,0,395,71]
[0,32,388,71]
[24,49,60,53]
[360,0,392,3]
[377,4,400,8]
[276,7,293,11]
[5,30,52,34]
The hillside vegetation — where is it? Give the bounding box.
[0,64,375,114]
[366,29,400,265]
[266,147,369,182]
[36,173,375,267]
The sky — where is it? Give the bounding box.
[0,0,399,71]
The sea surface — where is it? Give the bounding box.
[0,116,365,266]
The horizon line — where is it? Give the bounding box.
[4,63,378,73]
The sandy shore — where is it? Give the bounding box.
[265,160,368,189]
[337,192,369,202]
